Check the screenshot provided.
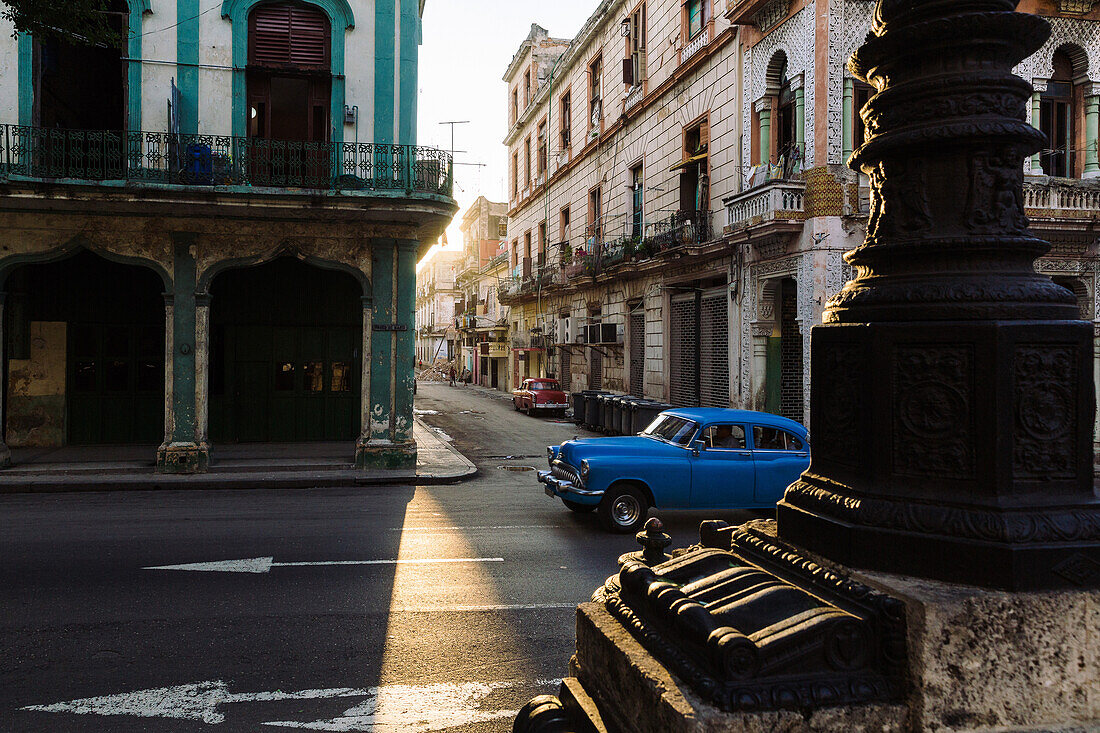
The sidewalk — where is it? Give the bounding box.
[0,417,477,493]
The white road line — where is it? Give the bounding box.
[392,602,578,613]
[144,557,504,573]
[390,525,562,531]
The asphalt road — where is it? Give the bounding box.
[0,383,762,732]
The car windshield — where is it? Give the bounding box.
[641,415,698,446]
[530,382,559,390]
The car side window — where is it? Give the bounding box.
[702,424,746,450]
[752,426,803,451]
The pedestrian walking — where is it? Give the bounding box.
[449,366,456,386]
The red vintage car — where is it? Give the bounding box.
[512,378,570,417]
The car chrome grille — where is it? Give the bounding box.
[552,462,580,485]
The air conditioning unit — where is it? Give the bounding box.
[587,322,622,345]
[558,317,571,343]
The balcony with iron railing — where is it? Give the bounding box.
[624,84,644,114]
[1023,178,1100,216]
[0,125,454,197]
[724,179,807,230]
[1022,177,1100,257]
[679,20,714,66]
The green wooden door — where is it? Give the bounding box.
[234,361,270,443]
[224,325,359,443]
[67,323,163,445]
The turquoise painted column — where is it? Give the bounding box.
[356,238,415,468]
[843,77,855,162]
[0,294,10,468]
[794,85,806,164]
[18,33,32,126]
[398,0,419,145]
[157,236,208,473]
[755,98,772,166]
[374,0,396,145]
[177,0,200,134]
[1031,89,1043,173]
[1085,94,1099,177]
[127,2,144,131]
[393,239,417,445]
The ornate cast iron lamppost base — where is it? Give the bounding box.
[776,0,1100,591]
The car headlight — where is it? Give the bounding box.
[547,446,555,466]
[580,460,590,480]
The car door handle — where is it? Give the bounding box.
[732,450,750,456]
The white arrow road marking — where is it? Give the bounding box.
[143,557,505,573]
[21,679,562,731]
[263,681,522,731]
[20,681,370,724]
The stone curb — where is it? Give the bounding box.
[0,418,478,494]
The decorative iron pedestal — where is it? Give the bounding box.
[776,0,1100,591]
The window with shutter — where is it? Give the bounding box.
[246,2,332,157]
[249,3,330,69]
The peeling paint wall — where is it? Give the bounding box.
[7,321,66,447]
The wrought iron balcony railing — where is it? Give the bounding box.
[0,125,453,196]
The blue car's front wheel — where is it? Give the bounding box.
[598,484,649,533]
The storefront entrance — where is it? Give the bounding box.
[209,259,361,443]
[4,250,165,446]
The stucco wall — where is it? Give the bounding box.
[141,2,179,132]
[7,321,67,447]
[0,17,19,126]
[198,12,233,135]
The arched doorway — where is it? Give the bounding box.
[208,258,361,443]
[4,250,165,446]
[762,277,803,422]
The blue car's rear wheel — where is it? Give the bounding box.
[598,484,649,533]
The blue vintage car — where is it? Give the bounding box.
[537,408,810,533]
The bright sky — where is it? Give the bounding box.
[415,0,596,268]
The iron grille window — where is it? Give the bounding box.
[589,346,602,389]
[629,310,645,397]
[698,290,728,407]
[669,294,698,407]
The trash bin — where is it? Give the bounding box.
[585,391,611,428]
[631,401,670,435]
[619,397,643,435]
[599,393,619,433]
[571,392,586,425]
[605,396,621,435]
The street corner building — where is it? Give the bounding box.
[495,0,1100,456]
[0,0,456,473]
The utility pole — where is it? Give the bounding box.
[438,120,470,161]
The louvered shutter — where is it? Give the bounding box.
[250,3,330,69]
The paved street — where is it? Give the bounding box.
[1,383,762,731]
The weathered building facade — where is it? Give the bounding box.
[415,248,462,364]
[454,197,512,390]
[503,0,1100,449]
[0,0,455,471]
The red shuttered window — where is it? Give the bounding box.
[249,3,330,69]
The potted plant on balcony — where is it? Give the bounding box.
[564,248,588,279]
